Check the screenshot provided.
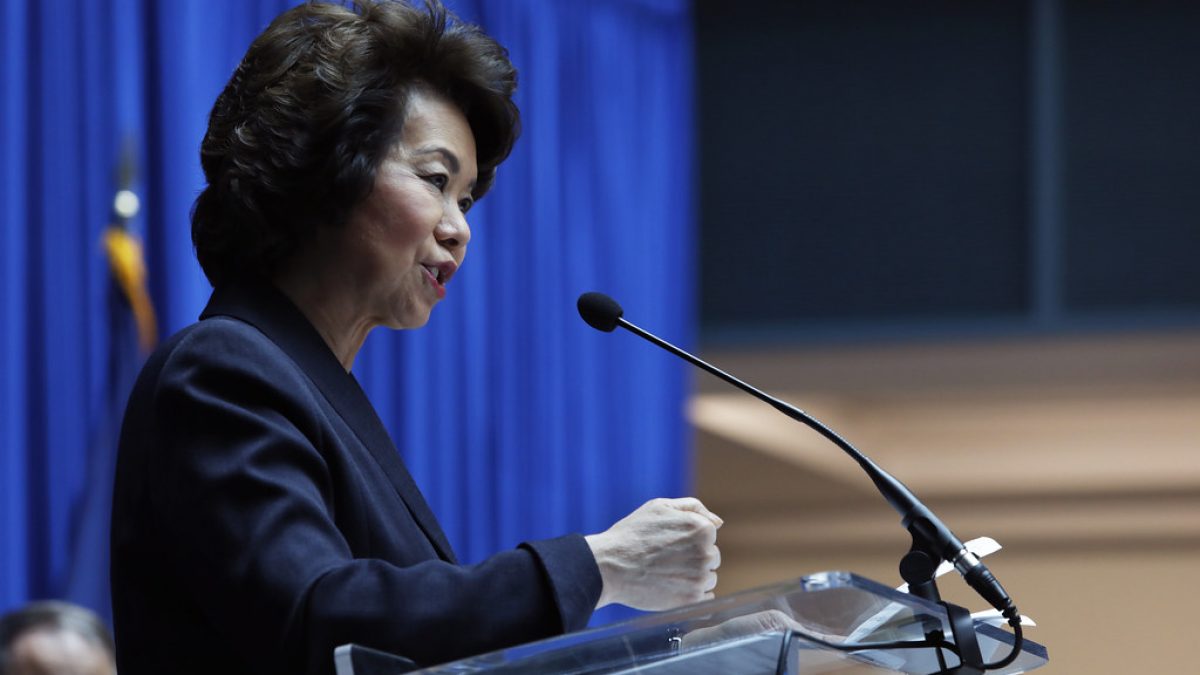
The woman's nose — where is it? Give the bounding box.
[437,209,471,250]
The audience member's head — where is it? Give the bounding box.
[0,601,115,675]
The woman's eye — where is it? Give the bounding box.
[425,174,448,190]
[458,197,474,214]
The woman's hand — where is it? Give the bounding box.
[585,497,723,611]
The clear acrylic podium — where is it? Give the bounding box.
[335,571,1047,674]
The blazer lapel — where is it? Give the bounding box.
[201,279,458,564]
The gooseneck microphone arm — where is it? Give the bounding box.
[578,292,1023,671]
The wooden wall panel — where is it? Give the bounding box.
[693,331,1200,672]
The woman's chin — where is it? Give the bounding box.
[386,307,434,330]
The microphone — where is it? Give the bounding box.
[577,292,623,332]
[576,291,1018,621]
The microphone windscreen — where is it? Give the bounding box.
[577,292,623,332]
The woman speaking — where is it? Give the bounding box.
[109,2,720,674]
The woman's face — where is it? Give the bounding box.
[343,89,478,329]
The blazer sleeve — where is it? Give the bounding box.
[143,322,601,673]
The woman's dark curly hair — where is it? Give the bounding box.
[191,0,519,286]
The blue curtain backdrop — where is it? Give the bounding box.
[0,0,695,629]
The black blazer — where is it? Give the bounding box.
[111,280,601,675]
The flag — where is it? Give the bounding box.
[63,151,154,622]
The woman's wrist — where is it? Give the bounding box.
[584,532,618,608]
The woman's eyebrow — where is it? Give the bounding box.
[415,146,460,173]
